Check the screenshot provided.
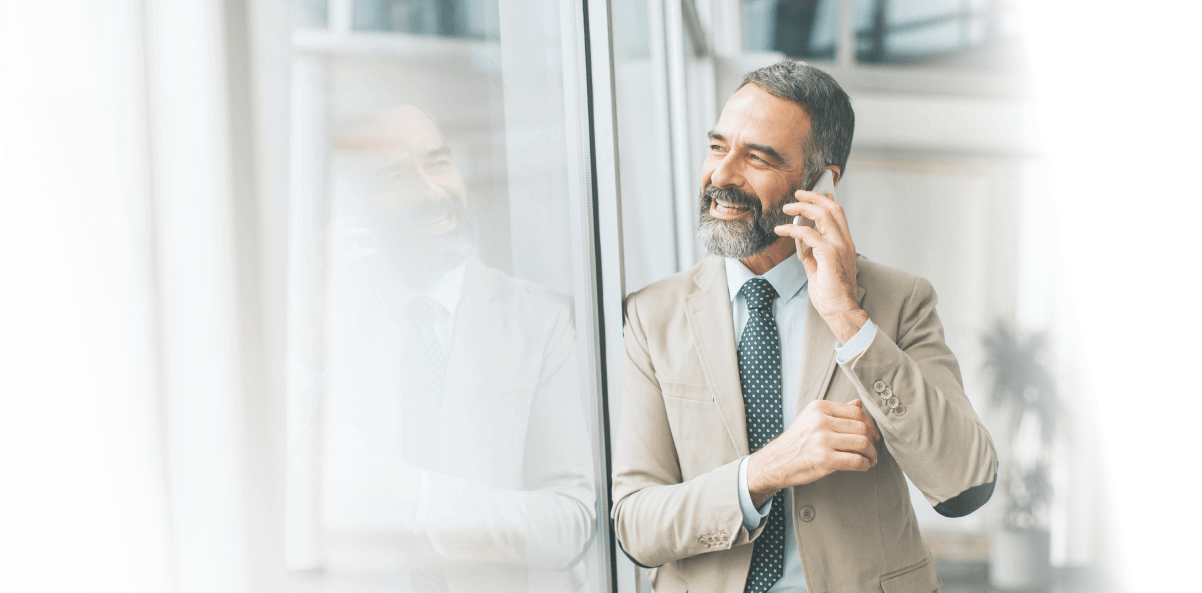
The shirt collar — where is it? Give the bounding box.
[374,260,468,319]
[424,261,467,317]
[725,254,808,304]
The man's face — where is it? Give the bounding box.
[342,105,474,283]
[698,84,813,259]
[357,105,469,237]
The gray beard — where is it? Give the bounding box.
[386,234,474,288]
[375,198,478,289]
[696,184,793,260]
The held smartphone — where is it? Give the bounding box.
[793,168,837,259]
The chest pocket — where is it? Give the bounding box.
[659,380,736,479]
[660,380,714,402]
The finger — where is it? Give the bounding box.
[825,416,872,437]
[796,239,818,276]
[781,202,847,241]
[775,224,832,253]
[848,400,882,441]
[827,433,878,466]
[821,400,869,420]
[786,192,851,238]
[790,189,836,205]
[825,450,872,473]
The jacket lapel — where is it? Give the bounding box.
[795,267,869,408]
[685,257,750,457]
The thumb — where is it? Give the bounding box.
[850,398,882,441]
[797,245,818,276]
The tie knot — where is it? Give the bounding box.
[741,278,777,312]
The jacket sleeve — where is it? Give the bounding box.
[839,276,998,517]
[609,295,765,568]
[423,301,595,570]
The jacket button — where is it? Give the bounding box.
[873,380,886,393]
[893,404,907,417]
[800,506,815,522]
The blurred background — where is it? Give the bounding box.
[1,0,1199,592]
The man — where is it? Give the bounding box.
[324,105,596,592]
[611,61,997,592]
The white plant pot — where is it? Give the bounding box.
[990,528,1051,591]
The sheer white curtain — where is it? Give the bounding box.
[0,1,289,592]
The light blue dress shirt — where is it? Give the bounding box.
[726,256,876,593]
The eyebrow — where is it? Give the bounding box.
[425,146,452,160]
[707,130,786,165]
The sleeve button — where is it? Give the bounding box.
[873,380,886,393]
[893,404,907,417]
[886,396,900,409]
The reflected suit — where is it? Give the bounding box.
[328,257,597,593]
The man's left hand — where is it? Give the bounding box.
[775,189,868,343]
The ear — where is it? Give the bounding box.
[828,166,842,186]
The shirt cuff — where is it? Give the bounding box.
[835,317,877,364]
[738,456,772,531]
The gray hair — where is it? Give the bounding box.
[738,60,855,187]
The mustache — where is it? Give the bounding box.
[406,196,475,233]
[700,184,762,214]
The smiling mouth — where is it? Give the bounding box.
[711,198,752,217]
[409,201,459,236]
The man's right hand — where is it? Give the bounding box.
[746,399,881,508]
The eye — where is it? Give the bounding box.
[427,159,453,173]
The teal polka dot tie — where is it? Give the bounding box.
[738,278,785,593]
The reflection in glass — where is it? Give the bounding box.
[853,0,1024,67]
[318,105,597,591]
[742,0,840,60]
[293,0,329,28]
[352,0,500,39]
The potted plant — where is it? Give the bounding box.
[980,320,1060,590]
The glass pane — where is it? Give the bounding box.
[612,0,650,60]
[293,0,329,28]
[611,0,682,293]
[741,0,840,60]
[353,0,500,39]
[285,0,609,589]
[854,0,1025,68]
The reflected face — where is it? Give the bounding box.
[698,84,812,258]
[358,106,469,237]
[341,105,475,284]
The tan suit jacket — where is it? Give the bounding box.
[611,255,997,593]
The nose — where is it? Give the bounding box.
[708,152,743,189]
[394,168,445,204]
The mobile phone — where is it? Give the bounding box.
[793,168,837,259]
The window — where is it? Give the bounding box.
[284,1,615,591]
